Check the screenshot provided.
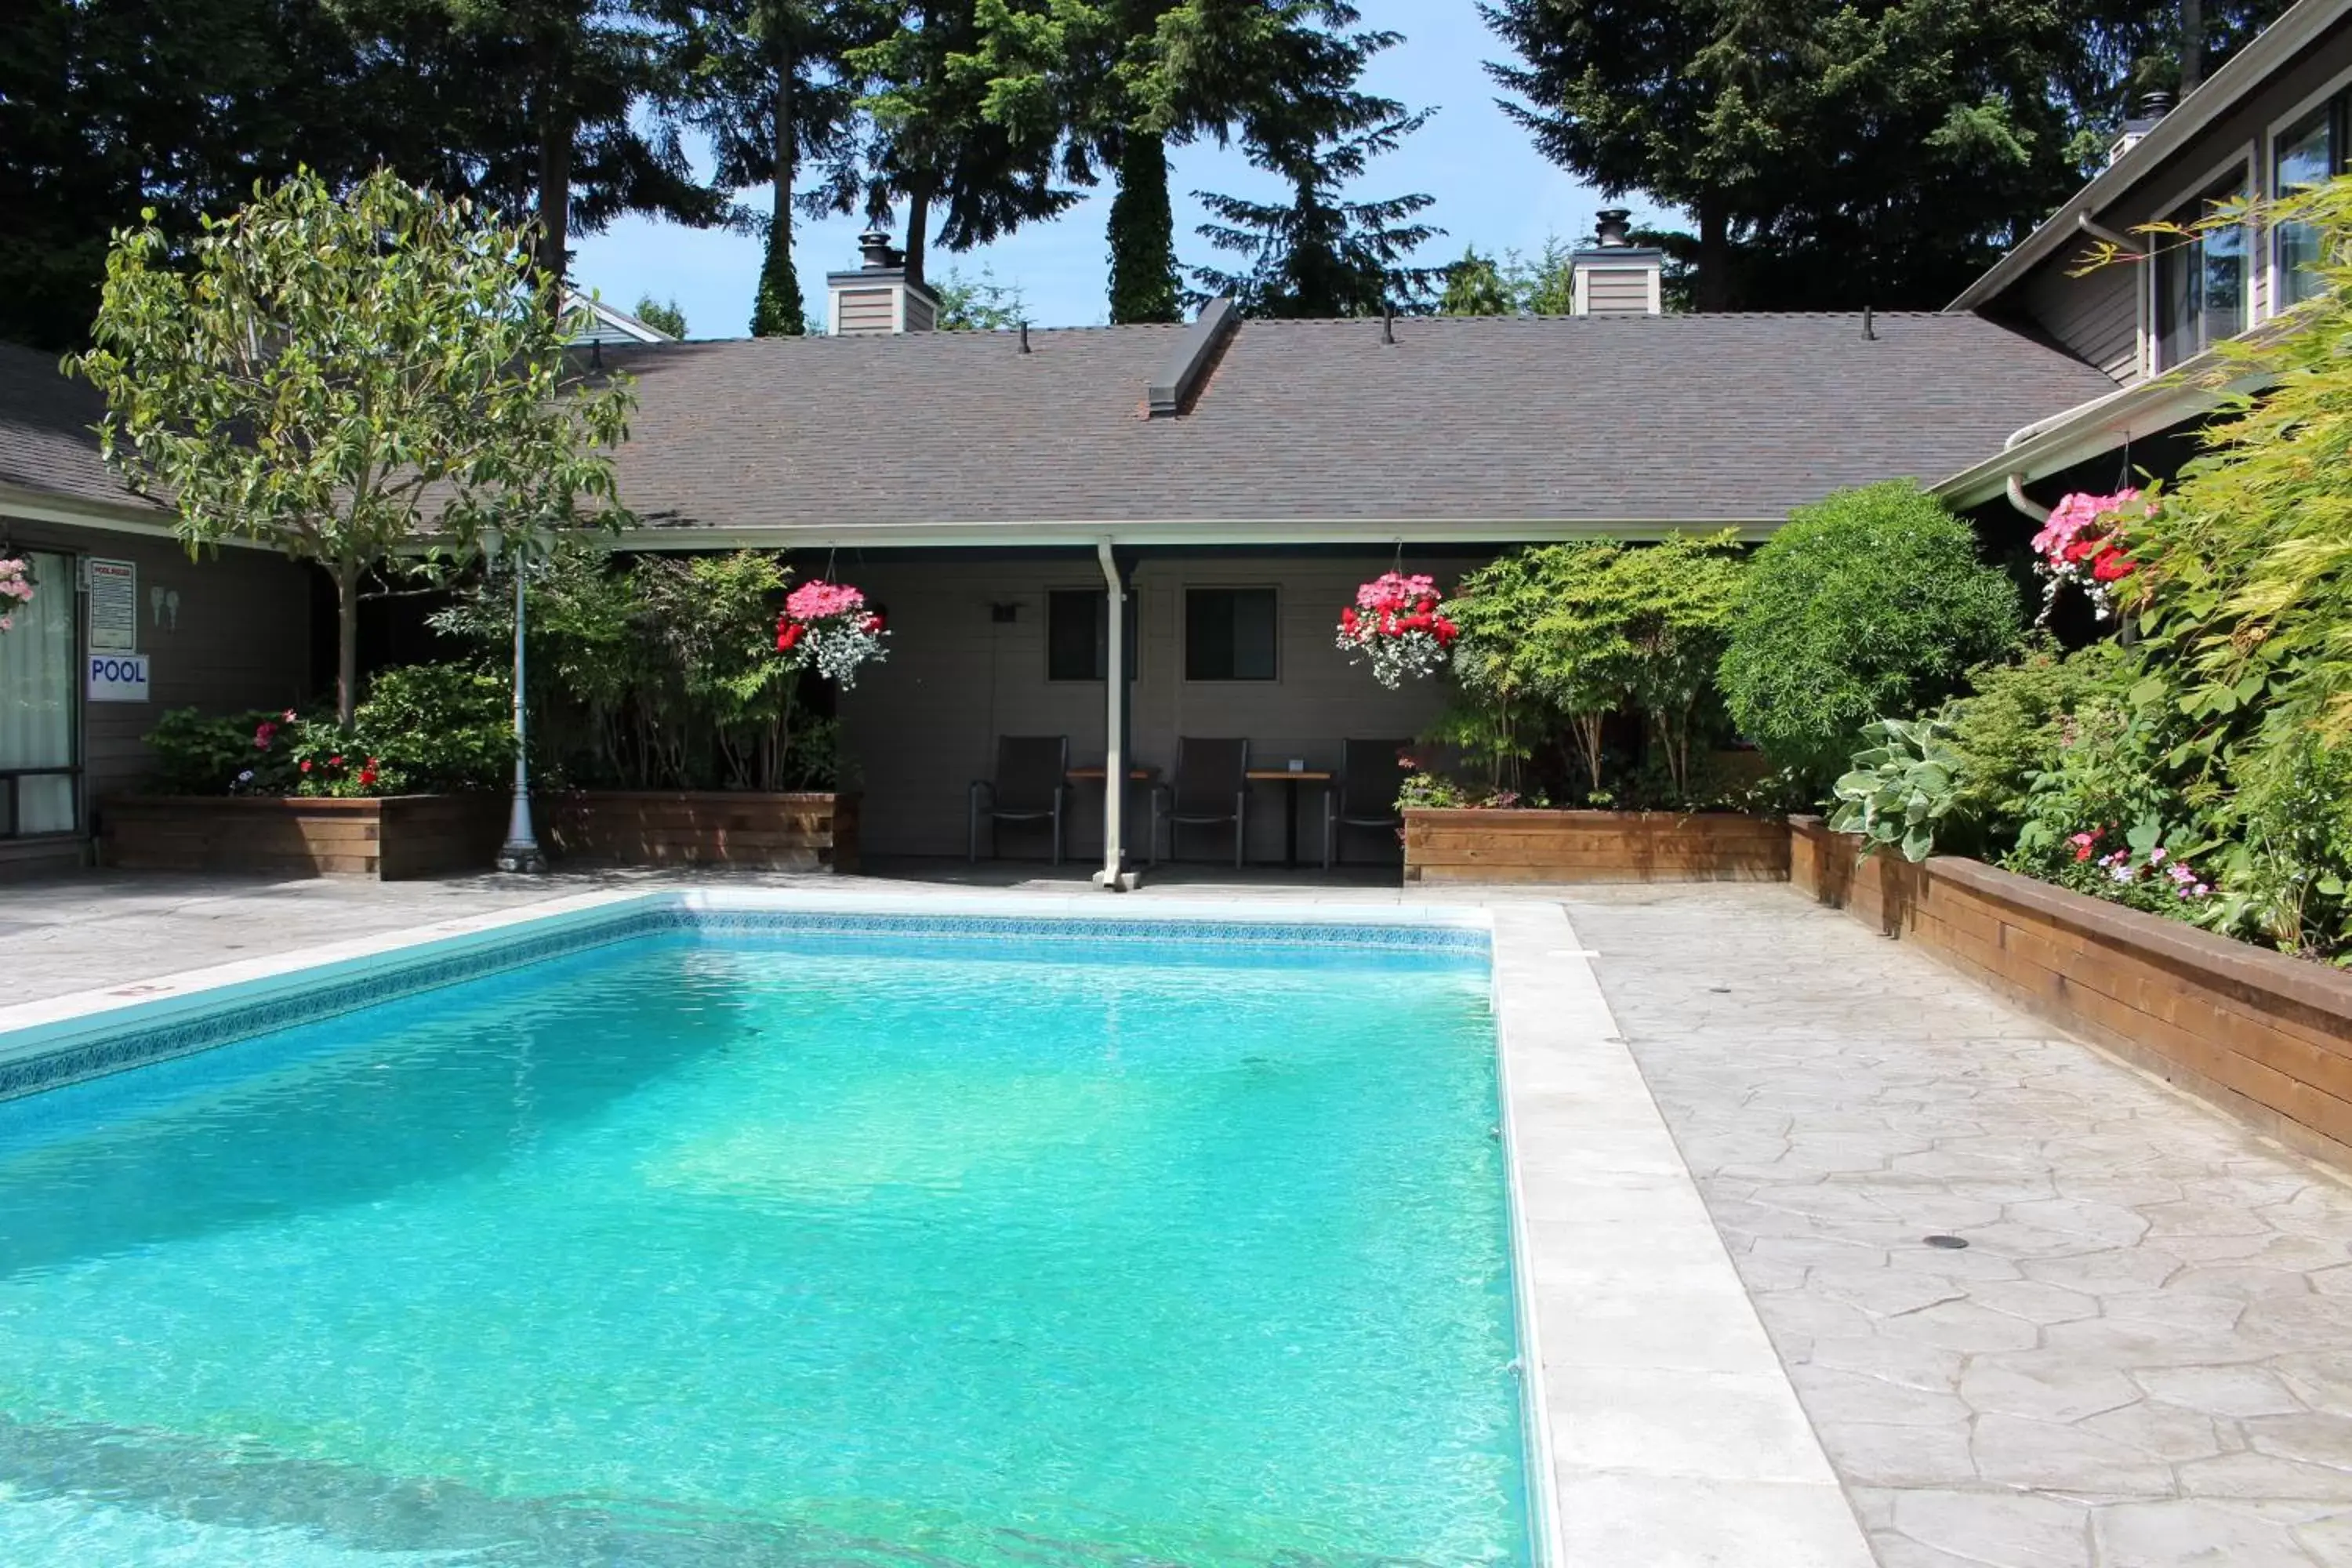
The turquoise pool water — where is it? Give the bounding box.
[0,925,1526,1566]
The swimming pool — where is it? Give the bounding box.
[0,900,1531,1566]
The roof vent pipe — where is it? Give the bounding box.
[1381,306,1395,345]
[1018,320,1030,354]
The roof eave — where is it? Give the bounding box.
[589,516,1789,550]
[1947,0,2352,314]
[0,481,251,546]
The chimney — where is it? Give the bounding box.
[2107,89,2175,167]
[826,227,939,335]
[1569,209,1663,317]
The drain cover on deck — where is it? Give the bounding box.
[1923,1235,1970,1250]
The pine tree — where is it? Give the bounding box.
[1190,9,1439,318]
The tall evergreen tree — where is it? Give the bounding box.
[1483,0,2292,312]
[1189,9,1440,318]
[672,0,875,334]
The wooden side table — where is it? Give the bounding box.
[1246,769,1334,870]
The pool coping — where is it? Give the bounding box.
[0,885,1873,1568]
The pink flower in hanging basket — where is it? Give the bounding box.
[776,578,889,688]
[1337,572,1454,688]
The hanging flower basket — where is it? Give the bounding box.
[2030,489,2149,621]
[1337,572,1457,688]
[777,579,889,688]
[0,556,33,633]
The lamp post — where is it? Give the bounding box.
[488,529,546,873]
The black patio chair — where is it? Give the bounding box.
[968,735,1070,864]
[1149,737,1250,868]
[1323,739,1410,869]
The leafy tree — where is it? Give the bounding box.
[1719,481,2020,786]
[931,265,1028,328]
[634,294,689,335]
[69,170,634,728]
[1606,532,1744,800]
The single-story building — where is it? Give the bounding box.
[2,0,2346,880]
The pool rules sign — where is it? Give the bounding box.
[85,558,148,702]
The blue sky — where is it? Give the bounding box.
[573,0,1668,337]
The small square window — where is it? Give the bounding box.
[1047,590,1136,681]
[1185,588,1277,681]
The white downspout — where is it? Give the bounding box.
[1092,539,1132,891]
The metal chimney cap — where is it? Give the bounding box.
[2137,88,2176,118]
[1594,209,1635,247]
[857,228,898,269]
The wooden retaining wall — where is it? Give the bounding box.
[1403,808,1791,884]
[100,795,506,880]
[1791,816,2352,1167]
[543,791,858,873]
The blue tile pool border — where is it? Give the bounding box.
[0,897,1490,1105]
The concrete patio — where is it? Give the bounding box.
[5,870,2352,1566]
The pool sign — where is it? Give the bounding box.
[88,653,151,702]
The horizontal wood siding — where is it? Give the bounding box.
[2000,27,2352,369]
[1585,269,1653,314]
[100,794,503,880]
[0,517,312,877]
[835,288,896,334]
[1791,816,2352,1168]
[544,790,857,871]
[837,555,1485,861]
[1404,808,1791,884]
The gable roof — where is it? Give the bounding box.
[606,312,2117,543]
[0,343,157,517]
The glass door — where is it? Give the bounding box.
[0,550,78,836]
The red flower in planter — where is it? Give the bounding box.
[777,622,805,653]
[300,760,313,774]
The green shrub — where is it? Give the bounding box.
[144,707,298,794]
[354,662,511,794]
[1719,481,2020,788]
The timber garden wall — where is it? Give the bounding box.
[100,796,506,880]
[542,791,859,873]
[1403,808,1791,884]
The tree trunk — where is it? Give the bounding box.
[1107,130,1179,324]
[2180,0,2205,92]
[335,562,361,731]
[752,27,805,336]
[532,38,574,291]
[1694,192,1733,313]
[902,183,932,290]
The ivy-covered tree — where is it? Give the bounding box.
[69,171,635,728]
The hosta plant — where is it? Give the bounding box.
[1829,717,1966,862]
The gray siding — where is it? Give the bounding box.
[2001,24,2352,380]
[1586,268,1653,314]
[835,288,897,335]
[838,554,1486,861]
[902,291,936,333]
[0,514,310,873]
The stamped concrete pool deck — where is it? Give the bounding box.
[8,869,2352,1566]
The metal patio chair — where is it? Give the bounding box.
[1324,739,1410,869]
[1149,737,1250,868]
[968,735,1070,864]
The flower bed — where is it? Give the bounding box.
[542,791,858,873]
[1403,808,1790,884]
[1791,816,2352,1167]
[100,794,506,880]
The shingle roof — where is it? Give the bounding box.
[604,312,2118,535]
[0,314,2119,536]
[0,343,152,512]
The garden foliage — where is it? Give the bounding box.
[147,662,510,798]
[1719,481,2020,789]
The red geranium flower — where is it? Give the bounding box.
[299,760,313,774]
[2090,548,2136,582]
[777,621,804,652]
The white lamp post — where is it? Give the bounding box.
[487,528,546,873]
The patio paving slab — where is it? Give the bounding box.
[1564,883,2352,1568]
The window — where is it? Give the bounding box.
[2156,171,2250,368]
[1185,588,1277,681]
[1046,589,1136,681]
[0,550,77,837]
[2275,100,2346,310]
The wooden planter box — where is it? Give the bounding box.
[1791,815,2352,1168]
[542,790,858,873]
[1403,808,1791,884]
[100,794,507,880]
